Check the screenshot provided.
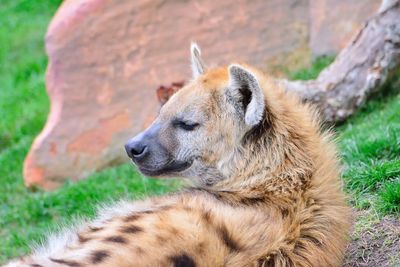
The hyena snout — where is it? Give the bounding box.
[125,123,160,161]
[125,123,192,177]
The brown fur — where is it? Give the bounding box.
[5,50,351,267]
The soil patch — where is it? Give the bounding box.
[344,210,400,267]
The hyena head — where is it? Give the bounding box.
[126,43,280,186]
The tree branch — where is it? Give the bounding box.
[280,0,400,122]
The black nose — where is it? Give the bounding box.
[125,141,148,159]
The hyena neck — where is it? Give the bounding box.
[211,115,316,206]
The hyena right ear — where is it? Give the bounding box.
[190,42,207,79]
[227,64,265,127]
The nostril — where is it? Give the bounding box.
[125,141,147,159]
[130,145,146,157]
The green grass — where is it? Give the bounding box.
[0,0,399,263]
[339,87,400,214]
[286,56,335,80]
[291,56,400,216]
[294,60,400,215]
[378,181,400,214]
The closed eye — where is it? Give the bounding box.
[172,119,200,131]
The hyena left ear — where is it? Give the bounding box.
[190,42,207,79]
[227,64,265,126]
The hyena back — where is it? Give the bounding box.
[5,44,351,267]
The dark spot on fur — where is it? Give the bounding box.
[211,191,223,201]
[298,173,307,184]
[104,235,127,244]
[189,187,222,201]
[294,241,307,252]
[88,226,103,232]
[283,173,293,182]
[123,213,141,222]
[302,234,323,246]
[284,238,296,245]
[78,233,91,243]
[91,250,109,264]
[239,196,266,205]
[135,246,145,254]
[196,242,205,254]
[142,210,154,214]
[306,198,316,206]
[169,253,196,267]
[217,225,241,251]
[169,226,179,236]
[156,234,167,243]
[280,250,295,267]
[281,208,289,219]
[30,264,43,267]
[257,255,275,267]
[120,225,143,234]
[288,128,304,141]
[50,258,81,267]
[201,210,213,224]
[182,205,193,212]
[159,205,173,211]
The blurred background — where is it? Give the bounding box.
[0,0,399,265]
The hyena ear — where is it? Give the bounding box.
[227,64,265,126]
[190,42,207,79]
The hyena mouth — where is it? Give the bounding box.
[138,160,193,177]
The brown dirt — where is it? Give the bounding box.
[343,210,400,267]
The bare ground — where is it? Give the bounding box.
[343,210,400,267]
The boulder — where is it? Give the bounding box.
[24,0,310,189]
[24,0,379,189]
[310,0,380,56]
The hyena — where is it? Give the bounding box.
[5,44,351,267]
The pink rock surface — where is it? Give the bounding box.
[310,0,380,56]
[24,0,379,189]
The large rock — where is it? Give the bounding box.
[310,0,380,56]
[24,0,380,189]
[24,0,310,189]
